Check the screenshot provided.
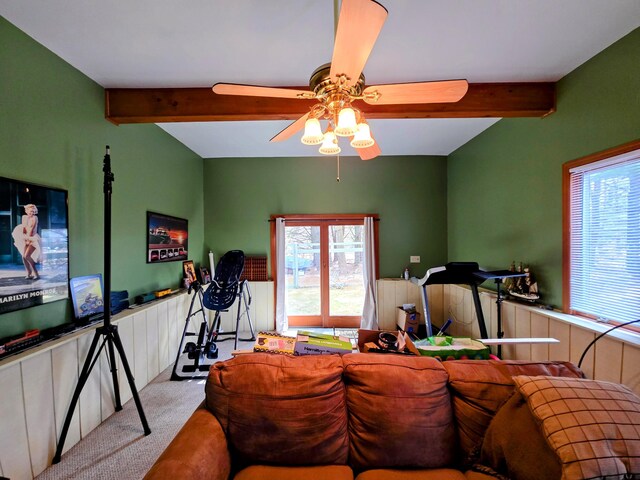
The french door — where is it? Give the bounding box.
[272,215,376,328]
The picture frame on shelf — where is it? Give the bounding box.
[182,260,197,288]
[199,266,211,284]
[69,274,104,324]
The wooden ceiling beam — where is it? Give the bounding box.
[105,82,555,125]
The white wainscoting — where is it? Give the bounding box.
[0,292,192,480]
[441,284,640,396]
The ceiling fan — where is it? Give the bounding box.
[212,0,469,161]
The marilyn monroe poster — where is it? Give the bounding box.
[0,176,69,315]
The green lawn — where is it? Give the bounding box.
[286,283,364,316]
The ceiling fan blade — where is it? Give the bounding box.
[270,113,310,142]
[213,83,313,100]
[363,80,469,105]
[330,0,388,87]
[355,138,381,161]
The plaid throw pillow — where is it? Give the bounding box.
[513,375,640,480]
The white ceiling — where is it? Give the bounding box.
[2,0,640,158]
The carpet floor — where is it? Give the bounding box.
[36,338,255,480]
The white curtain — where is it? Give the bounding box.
[275,218,288,333]
[361,216,378,329]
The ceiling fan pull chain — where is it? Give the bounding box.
[336,153,340,182]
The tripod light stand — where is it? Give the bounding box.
[52,146,151,464]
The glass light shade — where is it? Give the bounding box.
[335,107,357,137]
[318,131,341,155]
[350,123,375,148]
[300,118,324,145]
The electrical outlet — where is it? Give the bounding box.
[410,255,420,263]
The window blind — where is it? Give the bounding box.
[569,151,640,323]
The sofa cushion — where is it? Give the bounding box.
[206,353,348,467]
[513,375,640,480]
[443,360,584,460]
[477,390,561,480]
[234,465,354,480]
[343,353,455,471]
[356,468,467,480]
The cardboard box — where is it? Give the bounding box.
[253,331,296,356]
[357,329,421,356]
[294,331,353,355]
[396,307,421,334]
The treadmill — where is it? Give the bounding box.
[413,262,489,338]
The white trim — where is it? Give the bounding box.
[275,218,288,333]
[361,217,378,329]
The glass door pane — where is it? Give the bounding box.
[285,226,321,316]
[329,225,364,316]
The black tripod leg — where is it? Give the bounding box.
[106,334,122,411]
[52,329,103,464]
[110,328,151,435]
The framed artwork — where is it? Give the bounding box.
[147,211,188,263]
[0,176,69,314]
[69,274,104,323]
[182,260,197,288]
[199,266,211,284]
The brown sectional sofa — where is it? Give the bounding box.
[144,353,585,480]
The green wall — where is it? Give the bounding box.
[448,28,640,308]
[0,17,205,338]
[203,155,448,279]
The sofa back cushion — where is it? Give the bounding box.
[342,354,455,471]
[443,360,584,461]
[205,353,348,467]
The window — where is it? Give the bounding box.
[563,140,640,328]
[271,214,379,328]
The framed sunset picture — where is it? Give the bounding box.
[146,211,188,263]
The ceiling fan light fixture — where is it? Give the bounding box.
[350,122,374,148]
[301,118,324,145]
[319,130,341,155]
[335,107,358,137]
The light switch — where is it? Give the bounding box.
[410,256,420,263]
